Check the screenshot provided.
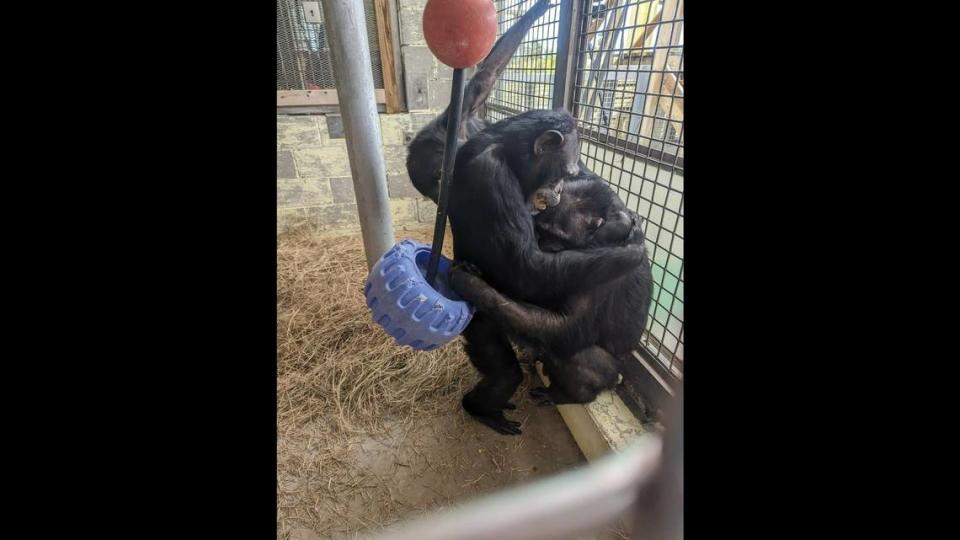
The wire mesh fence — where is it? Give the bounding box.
[277,0,385,91]
[487,0,684,381]
[485,1,564,121]
[574,0,683,379]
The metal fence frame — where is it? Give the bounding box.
[486,0,684,415]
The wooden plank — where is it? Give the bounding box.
[638,0,681,142]
[660,72,683,136]
[374,0,403,113]
[628,9,661,52]
[277,89,386,107]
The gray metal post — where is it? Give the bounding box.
[320,0,395,269]
[553,0,582,112]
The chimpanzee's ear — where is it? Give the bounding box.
[534,129,565,155]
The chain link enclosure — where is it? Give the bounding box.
[277,0,385,91]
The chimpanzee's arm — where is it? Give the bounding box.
[449,263,572,343]
[462,0,555,119]
[516,243,645,301]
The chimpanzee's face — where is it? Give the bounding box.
[523,128,580,195]
[533,186,642,252]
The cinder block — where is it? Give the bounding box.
[390,199,420,226]
[382,146,409,174]
[387,172,419,199]
[294,146,351,177]
[428,78,452,111]
[277,178,334,207]
[277,115,321,148]
[277,207,309,233]
[311,204,360,231]
[403,46,433,110]
[434,62,453,80]
[411,112,437,130]
[329,177,355,203]
[277,150,297,179]
[399,3,427,45]
[326,114,345,139]
[379,114,410,145]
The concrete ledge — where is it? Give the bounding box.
[534,364,653,462]
[533,364,658,540]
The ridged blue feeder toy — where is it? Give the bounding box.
[364,0,495,351]
[365,240,474,351]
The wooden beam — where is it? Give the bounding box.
[628,9,661,51]
[638,0,682,142]
[374,0,403,113]
[277,89,386,107]
[660,72,683,135]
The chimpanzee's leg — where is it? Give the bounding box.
[460,312,524,435]
[529,346,620,405]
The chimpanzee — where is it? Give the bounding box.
[406,0,555,202]
[450,171,653,409]
[530,174,643,252]
[446,110,648,434]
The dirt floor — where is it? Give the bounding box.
[278,227,626,540]
[279,368,588,540]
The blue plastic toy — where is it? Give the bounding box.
[364,240,474,350]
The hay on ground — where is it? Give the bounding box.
[277,225,476,538]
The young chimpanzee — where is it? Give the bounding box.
[450,171,653,408]
[446,110,648,434]
[531,175,642,252]
[406,0,555,202]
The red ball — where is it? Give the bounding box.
[422,0,497,69]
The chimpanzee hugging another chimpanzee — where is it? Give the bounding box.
[450,172,652,412]
[404,0,653,435]
[443,110,652,435]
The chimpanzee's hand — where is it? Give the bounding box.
[624,210,646,246]
[529,180,563,215]
[449,262,492,304]
[454,261,483,277]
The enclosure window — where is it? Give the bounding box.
[487,0,684,383]
[277,0,386,106]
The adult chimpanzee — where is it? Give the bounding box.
[450,172,653,408]
[406,0,554,202]
[446,109,648,434]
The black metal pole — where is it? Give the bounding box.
[425,68,465,287]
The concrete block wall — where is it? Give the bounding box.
[277,0,456,236]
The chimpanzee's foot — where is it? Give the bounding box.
[468,410,522,435]
[462,395,522,435]
[528,386,554,406]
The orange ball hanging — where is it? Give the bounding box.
[422,0,498,69]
